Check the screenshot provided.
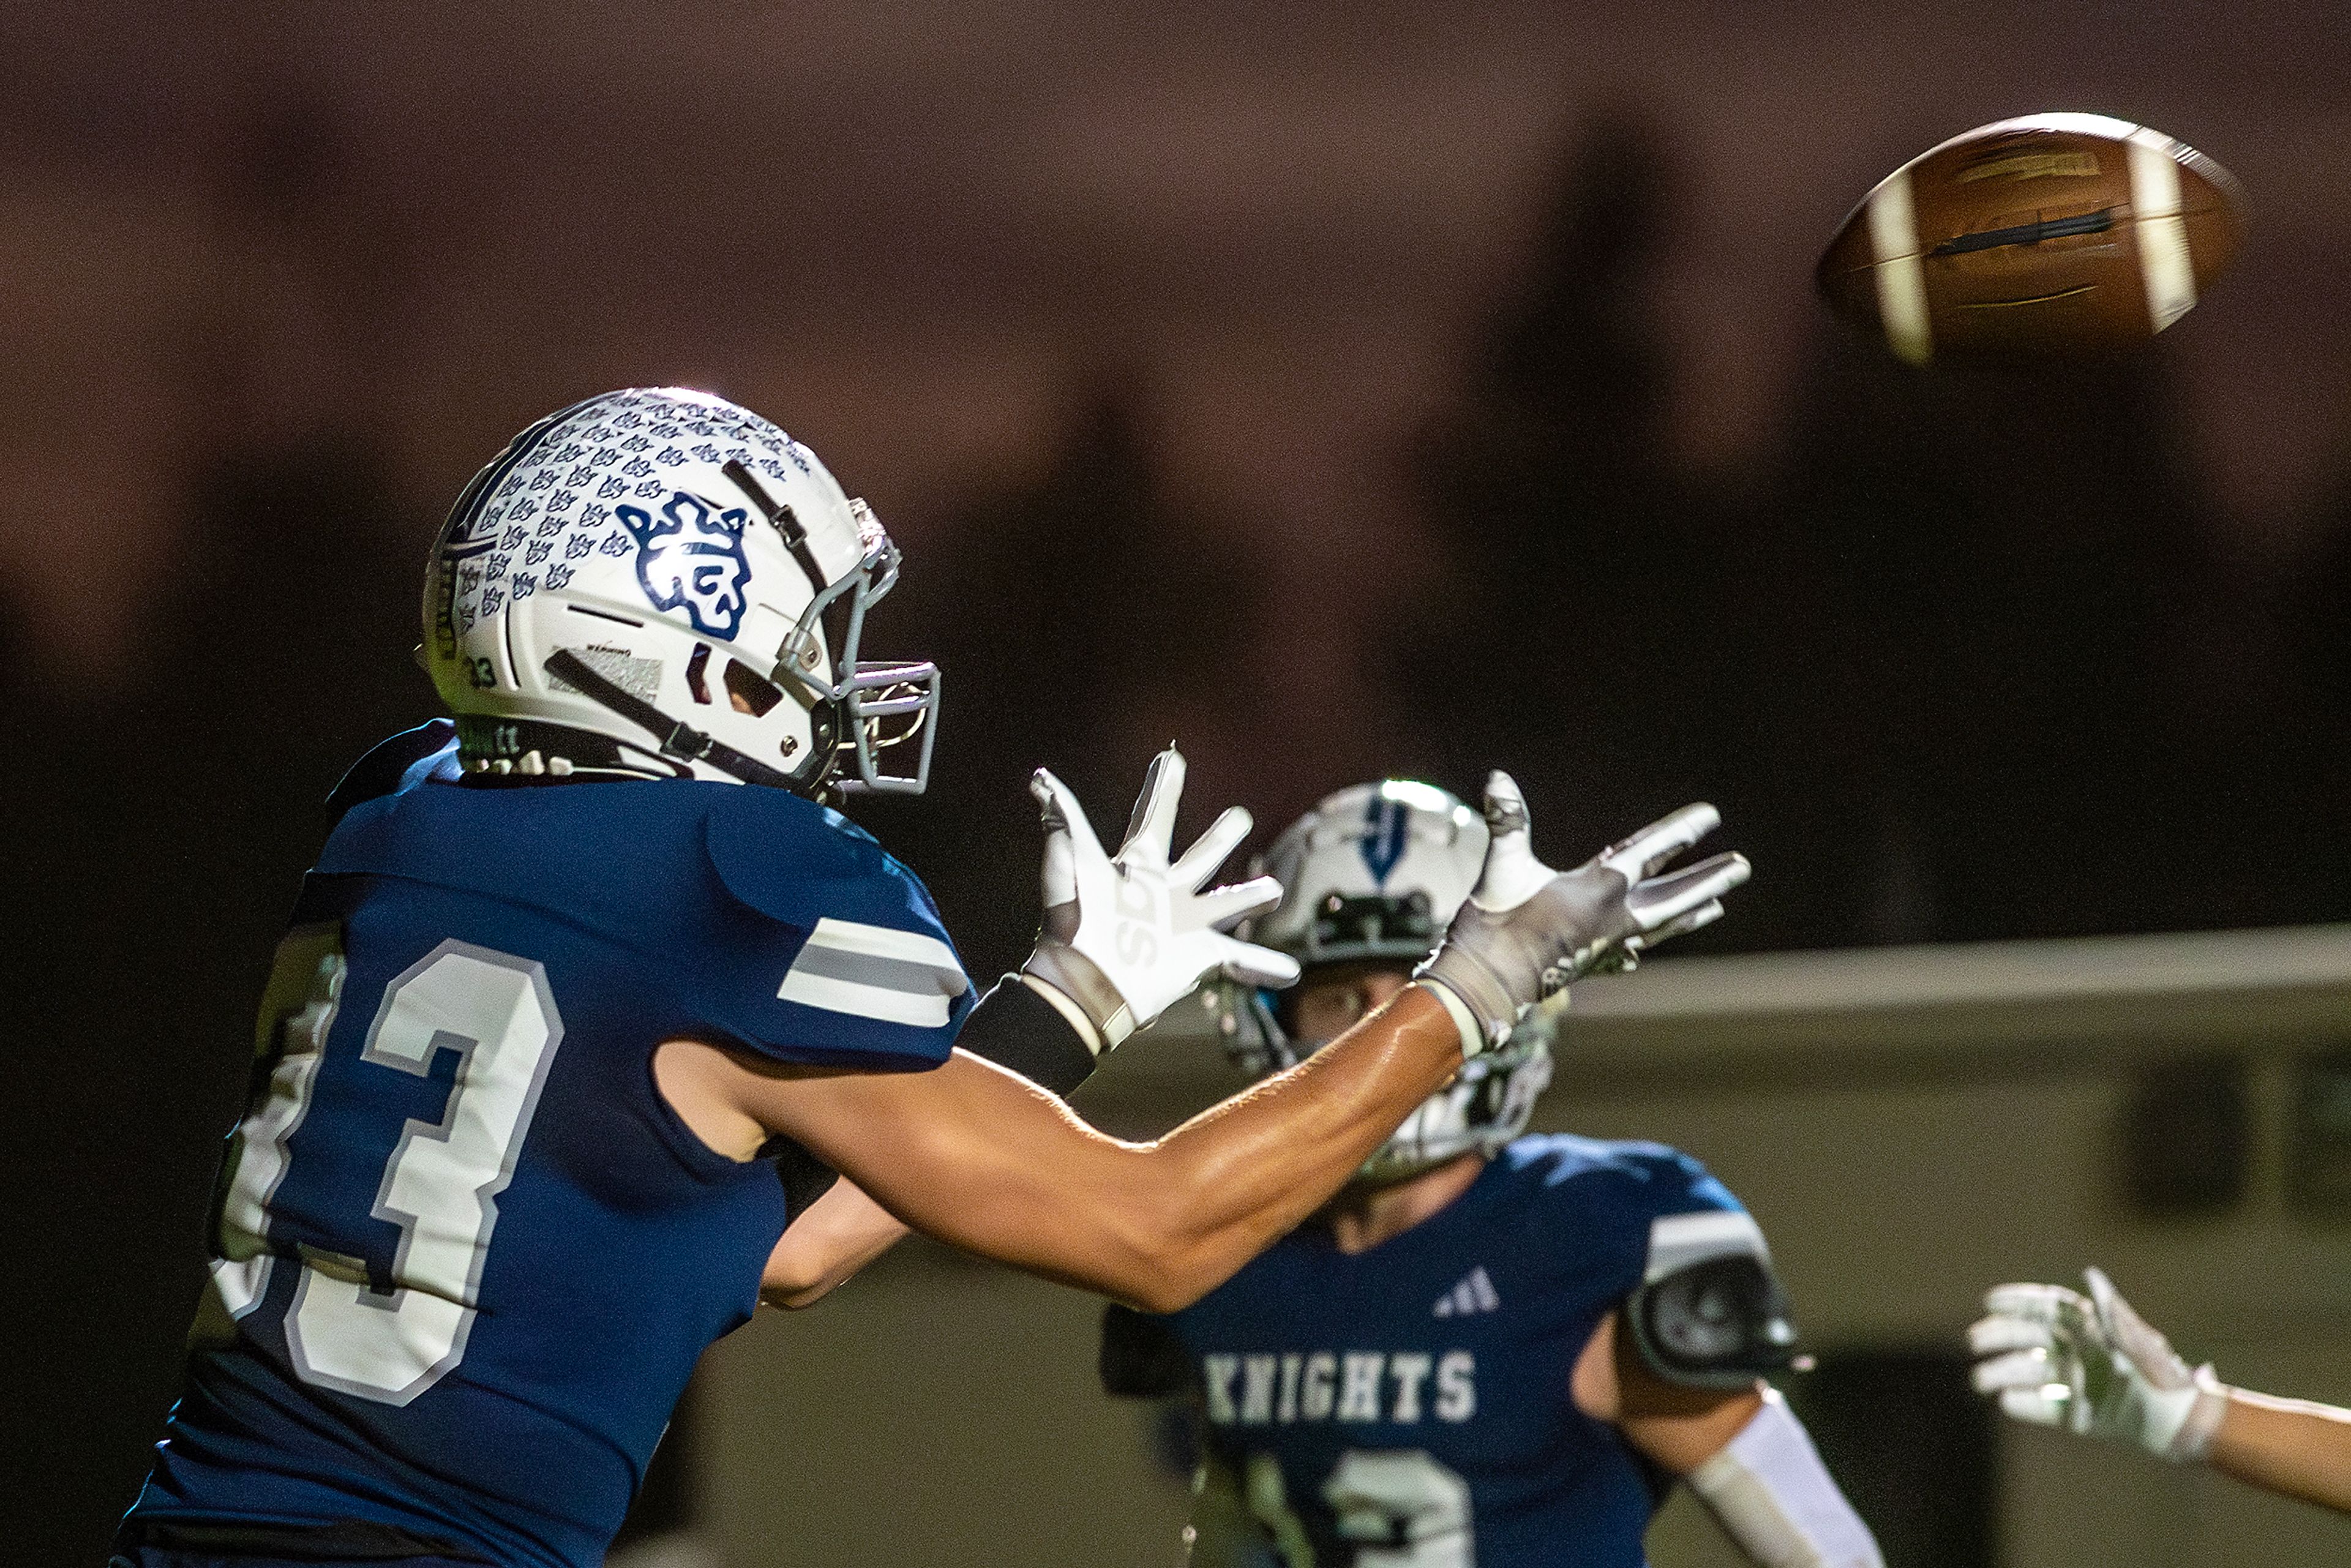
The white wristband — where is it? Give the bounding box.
[2168,1364,2231,1463]
[1411,978,1488,1059]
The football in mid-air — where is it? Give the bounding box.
[1816,113,2246,366]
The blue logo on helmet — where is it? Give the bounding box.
[617,490,752,640]
[1359,793,1409,885]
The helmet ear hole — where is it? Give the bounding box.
[723,658,784,717]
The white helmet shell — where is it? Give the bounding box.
[1252,780,1488,966]
[1231,779,1551,1185]
[422,388,937,794]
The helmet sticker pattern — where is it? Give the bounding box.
[442,390,812,643]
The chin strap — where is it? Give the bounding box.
[539,648,810,792]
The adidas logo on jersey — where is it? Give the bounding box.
[1432,1266,1500,1318]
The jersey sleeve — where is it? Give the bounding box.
[1620,1146,1771,1287]
[688,787,973,1071]
[1517,1137,1766,1302]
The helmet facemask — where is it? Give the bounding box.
[728,468,939,797]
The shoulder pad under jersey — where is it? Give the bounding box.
[698,786,973,1071]
[1626,1208,1799,1389]
[324,719,461,820]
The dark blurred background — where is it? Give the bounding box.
[7,3,2351,1562]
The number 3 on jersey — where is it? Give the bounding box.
[207,929,564,1406]
[1244,1449,1473,1567]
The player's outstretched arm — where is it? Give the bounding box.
[697,984,1465,1311]
[1575,1313,1883,1568]
[760,1179,910,1309]
[671,765,1747,1312]
[1971,1268,2351,1515]
[2205,1387,2351,1514]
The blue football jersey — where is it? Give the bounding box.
[125,725,972,1567]
[1155,1135,1760,1568]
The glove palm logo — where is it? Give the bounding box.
[1115,865,1161,969]
[1022,749,1298,1052]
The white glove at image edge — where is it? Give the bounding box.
[1968,1266,2230,1462]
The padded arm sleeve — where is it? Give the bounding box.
[1628,1209,1799,1389]
[1687,1390,1883,1568]
[954,975,1098,1097]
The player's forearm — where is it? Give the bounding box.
[2207,1386,2351,1514]
[1119,984,1466,1307]
[1685,1390,1884,1568]
[738,988,1462,1312]
[760,1179,912,1310]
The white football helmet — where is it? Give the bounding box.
[1224,781,1554,1185]
[422,387,937,795]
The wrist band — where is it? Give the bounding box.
[1018,973,1106,1057]
[2172,1364,2231,1463]
[1412,978,1488,1059]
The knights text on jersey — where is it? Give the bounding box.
[1155,1135,1753,1568]
[124,732,972,1568]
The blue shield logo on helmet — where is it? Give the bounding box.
[617,490,752,640]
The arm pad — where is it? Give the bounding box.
[1687,1390,1883,1568]
[1629,1253,1800,1390]
[954,974,1100,1097]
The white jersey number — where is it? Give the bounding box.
[212,936,564,1406]
[1226,1449,1474,1568]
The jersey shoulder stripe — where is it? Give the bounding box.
[313,752,972,1071]
[1645,1207,1769,1279]
[779,917,967,1026]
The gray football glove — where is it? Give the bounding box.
[1021,748,1300,1053]
[1414,773,1749,1054]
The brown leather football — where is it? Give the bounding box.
[1817,114,2246,364]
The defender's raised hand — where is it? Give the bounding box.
[1415,775,1749,1053]
[1022,749,1300,1053]
[1969,1269,2229,1461]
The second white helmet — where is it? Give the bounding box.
[1229,780,1553,1185]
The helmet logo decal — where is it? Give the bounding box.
[617,490,753,641]
[1359,793,1409,885]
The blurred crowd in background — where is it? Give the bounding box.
[9,5,2351,1562]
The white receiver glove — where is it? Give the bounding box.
[1021,748,1300,1053]
[1968,1267,2229,1462]
[1413,773,1749,1055]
